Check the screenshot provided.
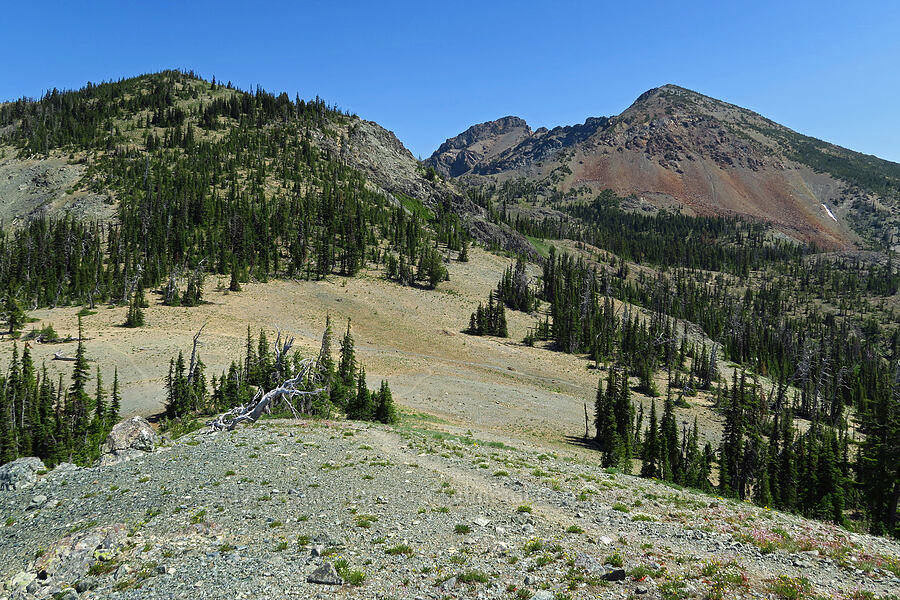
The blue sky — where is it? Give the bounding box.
[2,1,898,162]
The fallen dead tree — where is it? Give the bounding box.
[206,333,326,431]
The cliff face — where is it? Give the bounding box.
[428,85,900,249]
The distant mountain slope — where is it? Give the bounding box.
[428,85,900,250]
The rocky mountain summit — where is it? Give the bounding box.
[2,419,898,599]
[428,85,900,249]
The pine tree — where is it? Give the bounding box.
[856,369,899,536]
[458,240,469,262]
[109,368,121,426]
[3,290,26,335]
[719,370,745,497]
[244,325,256,387]
[641,399,660,478]
[375,380,398,424]
[614,367,634,473]
[165,352,189,419]
[36,365,56,460]
[348,368,373,421]
[68,316,92,463]
[594,368,621,467]
[229,260,242,292]
[338,320,356,391]
[94,366,105,424]
[124,290,145,327]
[0,387,15,464]
[661,391,679,482]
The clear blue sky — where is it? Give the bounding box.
[2,1,898,162]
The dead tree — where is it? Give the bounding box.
[207,357,324,431]
[187,323,208,385]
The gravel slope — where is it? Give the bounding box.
[2,420,898,600]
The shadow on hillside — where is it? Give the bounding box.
[564,434,600,451]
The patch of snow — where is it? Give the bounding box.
[821,203,838,222]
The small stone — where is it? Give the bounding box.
[27,494,48,510]
[439,576,457,591]
[522,523,535,534]
[307,562,343,585]
[635,586,649,594]
[474,516,490,527]
[58,588,78,600]
[74,577,98,593]
[532,591,554,600]
[310,545,326,557]
[602,569,626,582]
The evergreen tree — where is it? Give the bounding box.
[317,314,335,389]
[614,368,635,473]
[124,290,145,327]
[374,380,398,424]
[165,352,189,419]
[3,290,26,335]
[229,260,242,292]
[338,320,356,391]
[68,317,92,463]
[348,368,373,421]
[641,399,660,478]
[109,368,121,426]
[857,374,899,536]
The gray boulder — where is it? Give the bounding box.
[307,562,343,585]
[0,457,46,491]
[33,523,126,586]
[100,417,158,466]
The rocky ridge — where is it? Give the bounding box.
[427,85,900,249]
[1,419,897,599]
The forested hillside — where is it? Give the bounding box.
[0,70,466,311]
[467,185,899,537]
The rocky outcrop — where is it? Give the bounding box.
[427,116,532,177]
[100,417,158,466]
[0,457,45,491]
[316,117,539,259]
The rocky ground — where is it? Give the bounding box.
[1,418,898,600]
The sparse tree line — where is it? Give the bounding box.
[469,226,896,535]
[163,316,397,427]
[592,363,897,537]
[0,318,120,468]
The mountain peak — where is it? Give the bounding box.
[426,86,900,248]
[428,116,532,177]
